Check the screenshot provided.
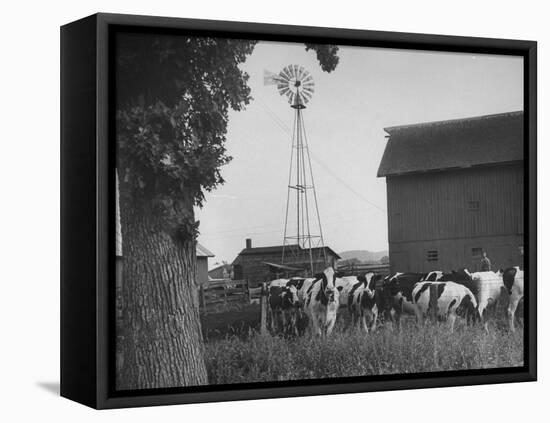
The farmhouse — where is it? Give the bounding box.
[377,111,524,273]
[231,238,341,286]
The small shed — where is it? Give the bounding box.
[196,243,215,285]
[231,238,341,286]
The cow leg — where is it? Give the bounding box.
[346,305,355,332]
[394,310,401,331]
[291,312,298,336]
[481,299,496,334]
[414,307,424,328]
[310,314,321,337]
[325,315,336,336]
[508,295,522,333]
[361,312,369,334]
[448,313,457,333]
[268,308,275,333]
[370,308,378,332]
[281,311,287,335]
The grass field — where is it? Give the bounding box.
[202,307,523,385]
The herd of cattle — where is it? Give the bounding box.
[266,266,525,337]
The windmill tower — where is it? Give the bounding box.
[264,65,327,275]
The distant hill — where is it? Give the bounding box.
[339,250,389,264]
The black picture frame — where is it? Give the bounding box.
[60,12,537,409]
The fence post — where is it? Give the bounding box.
[429,283,438,322]
[260,282,267,335]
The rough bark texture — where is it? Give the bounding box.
[117,195,208,390]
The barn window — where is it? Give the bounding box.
[467,201,480,211]
[471,247,483,259]
[426,250,439,262]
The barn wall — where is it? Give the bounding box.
[389,234,524,273]
[386,163,524,273]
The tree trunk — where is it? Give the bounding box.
[117,194,208,390]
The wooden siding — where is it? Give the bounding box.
[386,163,524,273]
[197,257,209,285]
[389,235,524,273]
[235,251,339,287]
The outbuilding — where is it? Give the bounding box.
[377,111,524,273]
[231,238,341,286]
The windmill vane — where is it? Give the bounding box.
[264,65,315,108]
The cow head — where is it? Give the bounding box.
[282,285,301,308]
[384,273,403,297]
[315,267,342,303]
[358,272,375,289]
[378,273,401,315]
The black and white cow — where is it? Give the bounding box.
[267,279,301,335]
[469,270,505,332]
[380,272,428,326]
[346,272,383,333]
[411,281,478,332]
[437,268,477,294]
[502,266,524,332]
[300,267,343,336]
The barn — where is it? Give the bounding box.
[377,111,524,274]
[231,238,340,286]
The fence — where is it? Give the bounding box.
[199,279,266,314]
[336,263,390,277]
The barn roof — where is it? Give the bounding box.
[196,243,214,257]
[377,111,524,177]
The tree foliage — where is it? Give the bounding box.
[116,34,339,239]
[304,44,339,73]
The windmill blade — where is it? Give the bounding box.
[278,86,291,97]
[281,65,293,81]
[297,66,306,82]
[288,91,296,105]
[301,74,314,85]
[290,65,298,80]
[302,89,313,101]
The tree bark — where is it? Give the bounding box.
[117,194,208,390]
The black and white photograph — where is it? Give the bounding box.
[114,29,527,392]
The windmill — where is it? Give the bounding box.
[264,65,327,275]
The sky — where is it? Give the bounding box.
[195,41,523,268]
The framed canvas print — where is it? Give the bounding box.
[60,13,537,409]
